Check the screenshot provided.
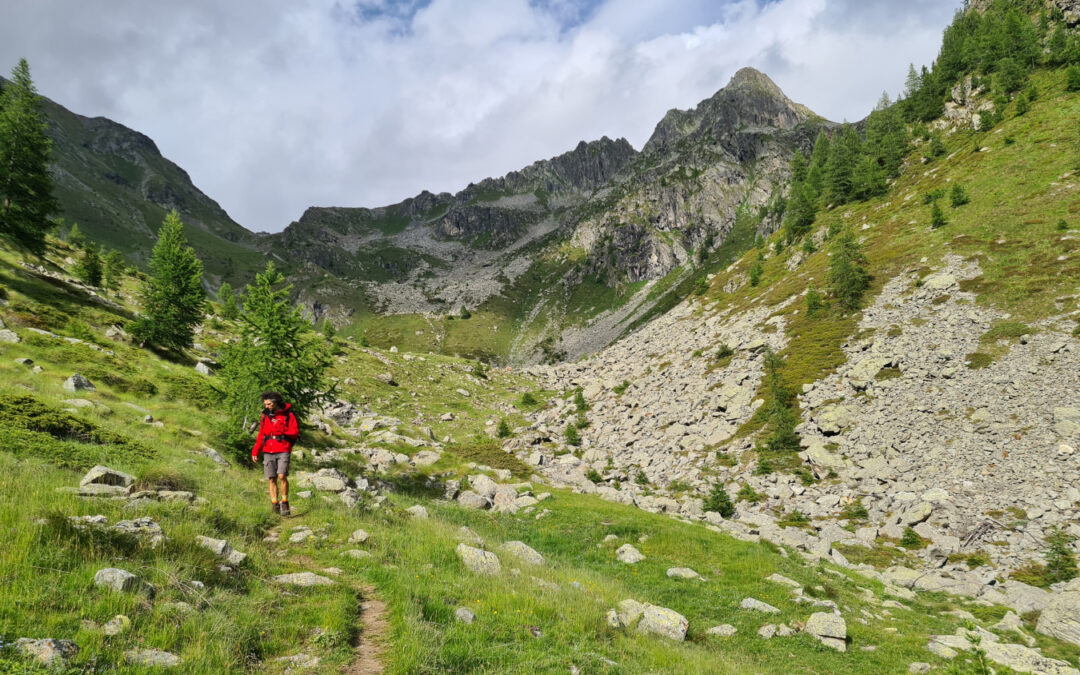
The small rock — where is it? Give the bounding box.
[273,572,336,587]
[705,624,737,637]
[502,541,545,566]
[616,544,644,564]
[274,653,321,669]
[93,567,146,593]
[348,529,370,544]
[341,549,372,560]
[740,597,780,614]
[80,465,135,488]
[666,567,701,580]
[406,504,428,519]
[455,607,476,624]
[123,648,182,668]
[63,373,95,392]
[103,614,131,636]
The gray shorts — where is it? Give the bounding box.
[263,452,291,479]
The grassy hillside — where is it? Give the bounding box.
[3,241,1077,673]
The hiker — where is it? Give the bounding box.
[251,391,299,516]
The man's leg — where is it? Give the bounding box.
[268,477,279,503]
[278,474,290,516]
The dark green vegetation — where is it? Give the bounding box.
[0,59,58,254]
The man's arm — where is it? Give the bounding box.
[251,416,267,460]
[284,412,299,443]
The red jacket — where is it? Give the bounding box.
[252,403,299,458]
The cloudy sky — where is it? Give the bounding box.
[1,0,960,232]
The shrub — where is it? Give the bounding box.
[826,227,871,312]
[950,183,970,208]
[1045,527,1079,583]
[612,380,630,395]
[1058,219,1069,232]
[564,423,581,447]
[496,419,511,438]
[806,285,824,316]
[841,499,870,521]
[635,470,649,486]
[471,362,487,380]
[703,482,735,518]
[1067,65,1080,92]
[585,468,603,483]
[161,372,222,410]
[931,202,948,229]
[519,392,538,406]
[901,527,924,548]
[736,484,763,503]
[749,260,764,287]
[753,458,774,475]
[573,388,587,412]
[459,306,471,319]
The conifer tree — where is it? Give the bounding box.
[102,249,125,292]
[129,210,206,350]
[74,243,103,287]
[219,262,335,452]
[805,131,830,198]
[67,222,85,248]
[0,59,58,254]
[1067,65,1080,92]
[823,125,862,206]
[217,281,238,319]
[826,226,871,312]
[931,202,948,229]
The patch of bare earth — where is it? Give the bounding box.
[342,586,388,675]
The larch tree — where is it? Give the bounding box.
[0,59,58,254]
[129,210,207,350]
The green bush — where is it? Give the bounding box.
[518,391,538,406]
[901,527,924,548]
[703,483,734,518]
[496,418,511,438]
[612,380,630,395]
[715,344,734,360]
[585,468,603,483]
[931,202,948,229]
[635,470,649,486]
[737,484,763,503]
[841,499,870,521]
[749,260,763,287]
[564,423,581,447]
[1045,527,1078,583]
[950,183,970,207]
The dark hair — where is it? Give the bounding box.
[261,391,285,408]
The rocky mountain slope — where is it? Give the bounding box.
[23,82,268,287]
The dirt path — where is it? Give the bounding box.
[342,586,389,675]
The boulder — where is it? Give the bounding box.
[740,597,780,614]
[848,357,894,390]
[348,529,370,544]
[63,373,95,392]
[194,361,213,376]
[805,612,847,652]
[455,607,476,624]
[705,624,737,637]
[341,550,372,560]
[80,465,135,488]
[666,567,701,580]
[815,404,856,435]
[616,544,645,564]
[93,568,146,593]
[457,490,489,510]
[0,329,20,343]
[412,450,441,467]
[103,615,131,636]
[456,543,501,575]
[195,535,247,566]
[123,648,182,668]
[616,599,646,627]
[405,504,428,519]
[1002,580,1054,615]
[1036,582,1080,648]
[636,605,689,641]
[502,541,544,566]
[469,474,499,499]
[310,468,350,492]
[273,572,335,587]
[15,638,78,668]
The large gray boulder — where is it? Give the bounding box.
[0,329,20,343]
[1002,580,1054,615]
[805,612,847,652]
[81,465,135,488]
[93,567,146,593]
[636,605,689,641]
[456,490,489,510]
[469,474,499,499]
[310,468,350,492]
[502,541,544,566]
[1036,580,1080,648]
[740,597,780,614]
[456,543,501,575]
[63,373,95,392]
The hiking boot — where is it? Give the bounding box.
[279,501,291,517]
[272,502,280,515]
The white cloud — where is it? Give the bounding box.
[0,0,960,232]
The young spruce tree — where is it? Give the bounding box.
[0,59,58,254]
[74,243,103,287]
[216,281,238,319]
[130,210,206,350]
[826,226,871,312]
[219,262,335,456]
